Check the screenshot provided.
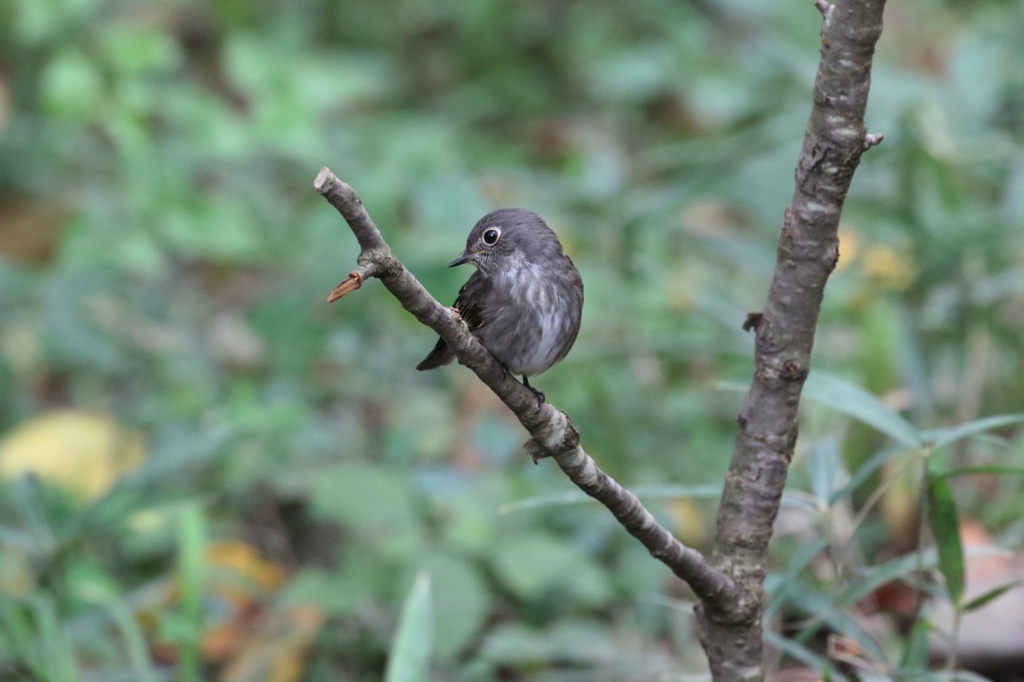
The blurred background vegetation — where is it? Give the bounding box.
[2,0,1024,680]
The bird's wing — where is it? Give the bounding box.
[416,271,491,371]
[451,272,491,332]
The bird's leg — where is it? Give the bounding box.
[522,376,545,406]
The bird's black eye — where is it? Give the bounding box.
[482,228,500,245]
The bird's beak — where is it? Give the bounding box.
[448,251,478,267]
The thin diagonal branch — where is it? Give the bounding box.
[314,167,736,609]
[696,0,887,679]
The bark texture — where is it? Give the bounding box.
[695,1,887,679]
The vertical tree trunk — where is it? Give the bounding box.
[695,1,887,679]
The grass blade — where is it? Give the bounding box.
[926,474,964,606]
[765,538,828,622]
[177,502,205,682]
[385,571,433,682]
[962,580,1024,612]
[828,443,912,505]
[938,466,1024,480]
[30,595,77,682]
[804,371,920,448]
[76,581,159,682]
[921,414,1024,449]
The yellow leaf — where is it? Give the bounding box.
[863,244,916,291]
[207,540,287,602]
[0,410,145,501]
[835,226,862,273]
[665,497,707,547]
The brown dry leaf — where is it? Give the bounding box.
[206,540,288,603]
[219,605,326,682]
[0,197,66,265]
[959,518,1010,581]
[202,541,289,663]
[879,454,921,551]
[827,633,886,673]
[0,410,145,501]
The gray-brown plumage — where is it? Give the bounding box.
[416,208,583,401]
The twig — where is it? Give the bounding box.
[314,168,737,608]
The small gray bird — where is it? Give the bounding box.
[416,208,583,402]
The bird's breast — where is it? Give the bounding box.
[485,261,581,377]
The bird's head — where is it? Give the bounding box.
[449,208,561,276]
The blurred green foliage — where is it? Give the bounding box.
[2,0,1024,680]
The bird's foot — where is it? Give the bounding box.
[522,377,545,406]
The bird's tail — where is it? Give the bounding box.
[415,339,455,371]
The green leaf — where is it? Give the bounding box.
[764,631,846,682]
[765,538,828,622]
[41,49,103,118]
[929,671,999,682]
[30,595,77,682]
[897,618,932,670]
[926,474,965,606]
[385,571,433,682]
[781,586,887,662]
[480,620,615,666]
[76,580,159,682]
[9,476,57,550]
[962,580,1024,612]
[828,443,913,504]
[490,536,611,605]
[921,414,1024,449]
[803,371,921,448]
[838,549,937,607]
[422,554,491,660]
[0,600,48,678]
[100,24,181,76]
[310,464,422,558]
[806,438,841,503]
[937,466,1024,480]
